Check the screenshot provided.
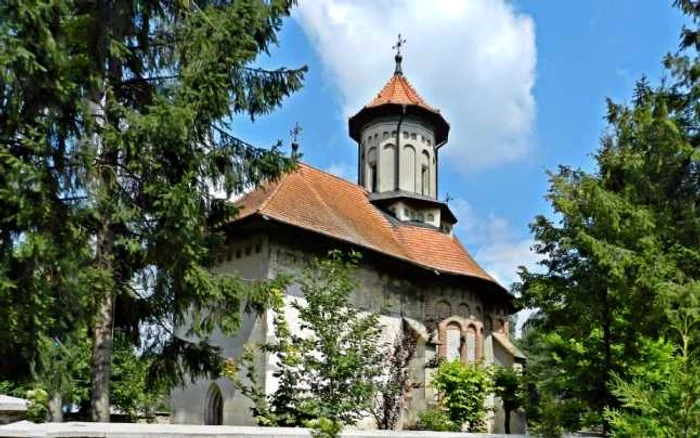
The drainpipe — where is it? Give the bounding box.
[395,105,407,191]
[357,137,361,186]
[435,138,447,199]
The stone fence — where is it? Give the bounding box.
[0,422,532,438]
[0,422,604,438]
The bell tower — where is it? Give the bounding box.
[349,35,456,233]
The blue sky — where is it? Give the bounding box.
[233,1,685,288]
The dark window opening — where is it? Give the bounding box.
[205,384,223,425]
[421,165,429,195]
[369,162,378,192]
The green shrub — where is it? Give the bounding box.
[25,388,48,422]
[417,408,459,431]
[431,360,493,432]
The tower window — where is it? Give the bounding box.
[421,165,429,195]
[410,132,417,140]
[403,131,409,139]
[369,162,378,192]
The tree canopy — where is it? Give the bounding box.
[517,1,700,435]
[0,0,305,421]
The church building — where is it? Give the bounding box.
[170,47,525,434]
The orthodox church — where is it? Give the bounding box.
[170,47,525,433]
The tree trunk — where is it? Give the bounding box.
[48,392,63,422]
[87,78,115,424]
[87,0,115,419]
[504,408,511,434]
[90,278,114,422]
[601,287,612,436]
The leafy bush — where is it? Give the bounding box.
[25,388,48,422]
[417,408,459,432]
[431,360,493,432]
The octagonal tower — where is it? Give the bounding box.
[349,50,456,232]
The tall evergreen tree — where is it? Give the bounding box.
[517,1,700,434]
[0,0,305,421]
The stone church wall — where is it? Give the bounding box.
[171,233,520,432]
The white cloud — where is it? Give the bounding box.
[450,197,542,336]
[295,0,537,171]
[325,162,356,182]
[450,198,540,289]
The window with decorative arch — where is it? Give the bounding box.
[438,318,482,364]
[204,383,223,425]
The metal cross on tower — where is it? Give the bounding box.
[392,33,406,75]
[290,122,302,158]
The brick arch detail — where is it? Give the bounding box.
[437,317,484,363]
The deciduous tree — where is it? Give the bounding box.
[227,251,385,437]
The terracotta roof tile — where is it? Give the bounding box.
[366,74,437,112]
[233,164,502,290]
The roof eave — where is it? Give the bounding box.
[227,211,509,297]
[348,104,450,145]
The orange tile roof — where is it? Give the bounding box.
[234,163,502,289]
[366,73,438,112]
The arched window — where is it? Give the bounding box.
[382,144,396,190]
[204,383,223,425]
[485,316,493,332]
[465,326,477,363]
[402,145,416,192]
[445,323,462,362]
[367,147,377,192]
[420,150,431,195]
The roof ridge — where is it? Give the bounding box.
[299,162,368,192]
[451,234,499,283]
[256,169,289,214]
[399,74,431,108]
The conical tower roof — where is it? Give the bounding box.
[349,54,450,146]
[366,72,436,111]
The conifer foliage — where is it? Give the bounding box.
[517,1,700,435]
[0,0,305,421]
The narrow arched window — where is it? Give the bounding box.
[205,383,223,425]
[367,147,378,192]
[402,145,416,192]
[420,150,430,195]
[446,323,462,362]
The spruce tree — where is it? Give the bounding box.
[517,1,700,433]
[0,0,305,421]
